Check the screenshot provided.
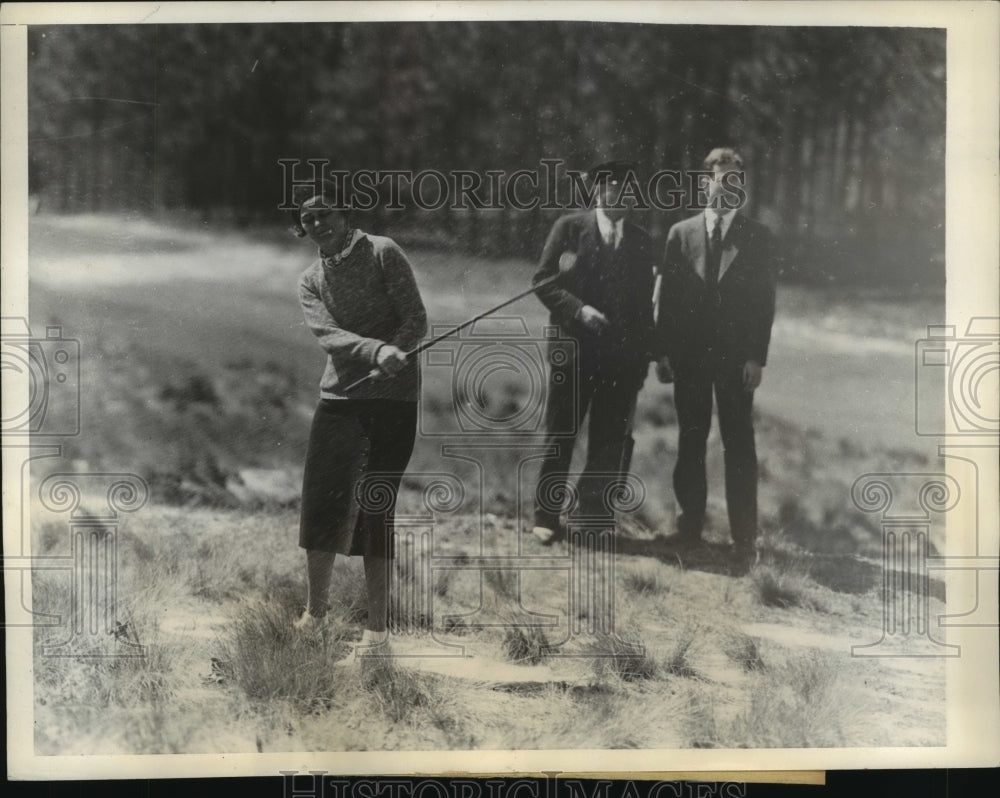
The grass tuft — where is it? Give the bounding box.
[661,624,701,679]
[720,630,765,672]
[442,615,471,636]
[726,649,860,747]
[678,687,721,749]
[359,656,455,728]
[102,629,183,706]
[500,615,551,665]
[214,597,351,713]
[587,630,658,682]
[621,567,669,597]
[750,559,822,610]
[32,560,186,711]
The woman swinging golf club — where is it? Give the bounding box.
[291,178,427,659]
[291,176,577,658]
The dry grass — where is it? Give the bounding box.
[212,596,462,735]
[483,567,519,605]
[327,563,370,625]
[676,686,722,749]
[720,629,765,672]
[750,558,825,611]
[32,555,186,710]
[677,647,864,749]
[500,613,552,665]
[213,597,351,713]
[389,537,435,632]
[621,564,670,597]
[358,655,438,724]
[28,495,934,754]
[660,624,701,679]
[724,649,862,747]
[587,629,658,682]
[475,680,684,750]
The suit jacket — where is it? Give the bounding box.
[655,212,776,372]
[533,210,656,373]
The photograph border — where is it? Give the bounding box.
[3,0,998,781]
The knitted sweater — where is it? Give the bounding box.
[298,231,428,401]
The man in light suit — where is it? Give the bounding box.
[531,161,656,544]
[654,148,776,571]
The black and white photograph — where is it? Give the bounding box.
[2,0,998,780]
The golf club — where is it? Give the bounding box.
[342,252,578,393]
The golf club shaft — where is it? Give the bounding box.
[341,272,563,394]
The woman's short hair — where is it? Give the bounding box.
[702,147,744,171]
[288,178,350,238]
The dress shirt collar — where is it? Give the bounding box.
[595,207,625,249]
[704,208,737,240]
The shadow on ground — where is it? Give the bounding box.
[614,530,946,600]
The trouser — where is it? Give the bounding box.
[534,356,643,529]
[672,358,758,547]
[620,393,638,474]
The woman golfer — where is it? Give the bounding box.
[291,179,427,656]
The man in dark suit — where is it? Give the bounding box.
[654,148,776,570]
[531,161,656,544]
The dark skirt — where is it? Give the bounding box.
[299,399,417,557]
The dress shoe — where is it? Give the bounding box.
[532,525,556,544]
[730,543,758,576]
[675,514,704,540]
[532,523,567,545]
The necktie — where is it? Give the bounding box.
[705,216,723,289]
